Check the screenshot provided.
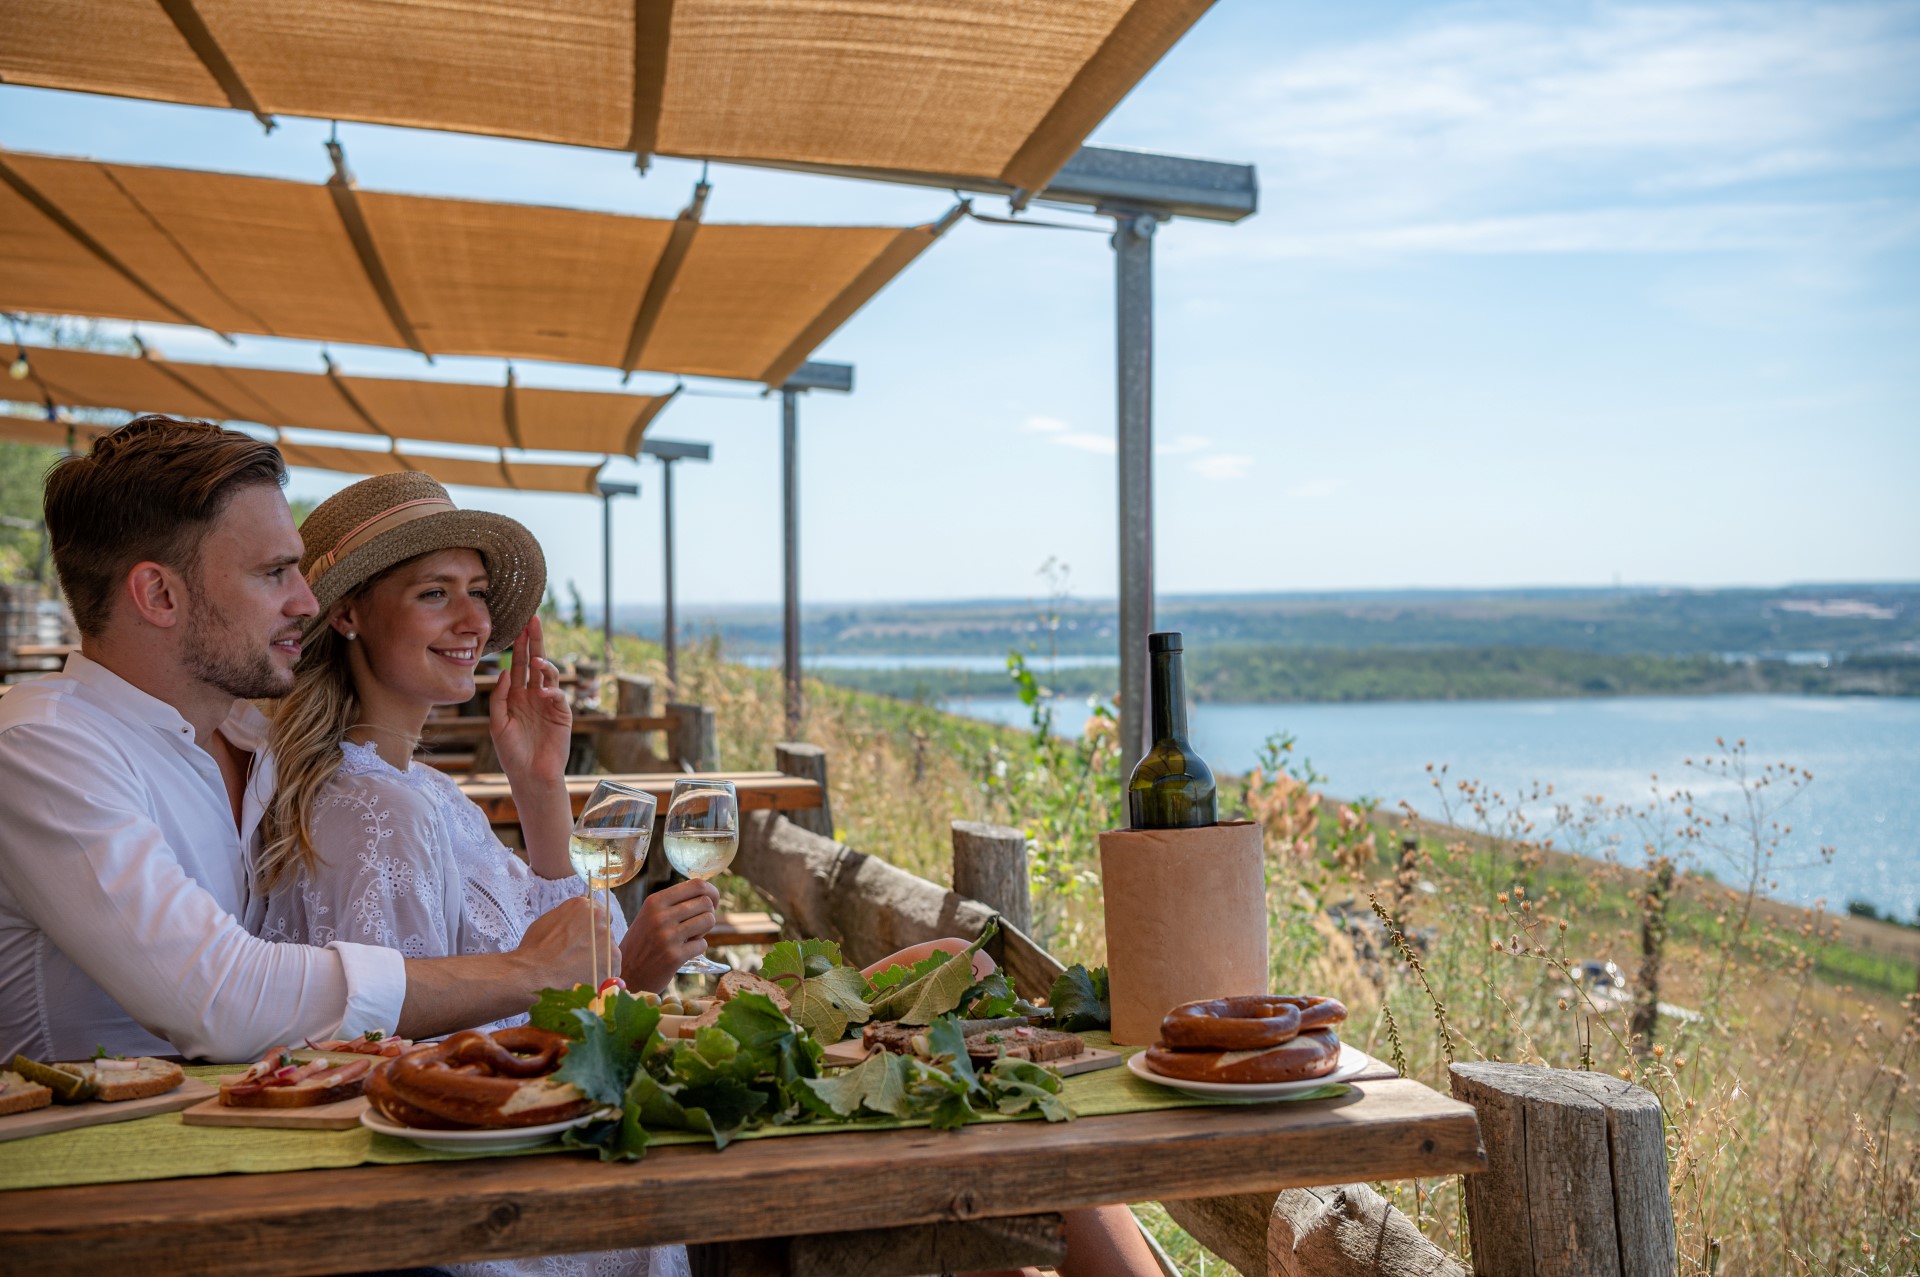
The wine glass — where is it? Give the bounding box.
[569,780,657,991]
[662,778,739,976]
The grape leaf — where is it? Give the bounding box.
[563,1098,650,1161]
[863,947,953,995]
[868,924,999,1025]
[627,1067,765,1150]
[761,938,872,1042]
[714,992,824,1092]
[984,1058,1074,1123]
[528,984,596,1038]
[801,1049,919,1118]
[958,971,1021,1020]
[555,993,661,1106]
[1047,964,1111,1031]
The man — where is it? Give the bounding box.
[0,416,622,1062]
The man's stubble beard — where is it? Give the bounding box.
[181,578,294,701]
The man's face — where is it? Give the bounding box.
[180,484,315,700]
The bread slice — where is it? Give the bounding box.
[966,1027,1084,1066]
[715,970,791,1013]
[220,1056,372,1108]
[0,1070,53,1117]
[62,1058,185,1102]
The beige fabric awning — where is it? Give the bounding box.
[0,148,951,384]
[0,1,1213,195]
[11,345,675,456]
[0,412,608,496]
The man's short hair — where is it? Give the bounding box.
[45,415,287,637]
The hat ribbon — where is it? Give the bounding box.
[310,497,456,584]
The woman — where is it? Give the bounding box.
[257,473,712,1277]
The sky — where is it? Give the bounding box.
[3,0,1917,609]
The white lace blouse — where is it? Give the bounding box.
[256,742,629,1026]
[257,742,686,1277]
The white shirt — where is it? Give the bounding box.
[0,653,406,1063]
[255,739,621,1032]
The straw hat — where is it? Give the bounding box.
[297,471,545,656]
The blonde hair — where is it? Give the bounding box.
[257,624,360,893]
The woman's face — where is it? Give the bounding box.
[334,547,492,708]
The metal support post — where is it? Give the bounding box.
[1112,211,1158,775]
[600,491,614,671]
[781,387,802,737]
[660,458,678,686]
[595,479,638,675]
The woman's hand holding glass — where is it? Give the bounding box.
[619,879,721,994]
[489,616,572,786]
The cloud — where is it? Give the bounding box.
[1166,1,1920,258]
[1156,433,1211,456]
[1023,415,1070,434]
[1053,432,1117,455]
[1191,454,1255,481]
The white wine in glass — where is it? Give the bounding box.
[663,778,738,975]
[571,781,657,990]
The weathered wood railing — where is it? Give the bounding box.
[717,737,1676,1277]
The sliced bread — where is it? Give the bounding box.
[63,1058,185,1102]
[0,1070,53,1117]
[715,969,791,1013]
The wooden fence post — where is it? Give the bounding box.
[950,819,1031,936]
[774,743,834,838]
[667,701,717,771]
[1450,1063,1674,1277]
[1164,1185,1465,1277]
[598,675,661,773]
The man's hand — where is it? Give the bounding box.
[619,880,721,994]
[512,895,602,993]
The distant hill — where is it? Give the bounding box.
[612,583,1920,664]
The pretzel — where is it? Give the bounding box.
[1159,995,1305,1051]
[1145,1028,1342,1085]
[1270,994,1348,1032]
[366,1026,590,1129]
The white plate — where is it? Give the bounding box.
[1125,1042,1370,1100]
[360,1107,603,1152]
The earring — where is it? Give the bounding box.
[345,631,357,641]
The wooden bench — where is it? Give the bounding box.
[456,771,824,827]
[708,910,783,947]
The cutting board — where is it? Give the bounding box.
[0,1078,216,1144]
[821,1040,1123,1078]
[180,1092,369,1130]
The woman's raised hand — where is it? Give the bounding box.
[489,616,573,786]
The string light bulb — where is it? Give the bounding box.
[7,353,28,381]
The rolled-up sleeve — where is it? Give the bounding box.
[0,725,403,1061]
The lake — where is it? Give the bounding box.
[943,693,1920,922]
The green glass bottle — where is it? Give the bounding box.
[1126,631,1217,829]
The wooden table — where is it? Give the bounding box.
[457,770,824,826]
[0,1071,1484,1276]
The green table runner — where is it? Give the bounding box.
[0,1036,1350,1193]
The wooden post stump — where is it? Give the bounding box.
[1450,1063,1674,1277]
[775,742,834,838]
[668,701,718,771]
[950,819,1031,936]
[1165,1184,1464,1277]
[599,675,662,773]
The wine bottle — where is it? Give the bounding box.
[1126,631,1217,829]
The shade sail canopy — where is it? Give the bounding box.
[0,148,949,384]
[0,1,1213,195]
[11,345,675,456]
